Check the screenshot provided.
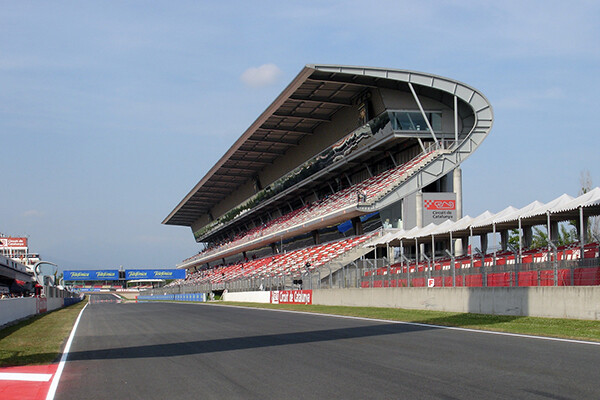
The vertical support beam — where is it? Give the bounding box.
[312,230,320,245]
[454,95,459,143]
[416,190,423,229]
[492,223,497,265]
[480,233,488,255]
[500,230,509,251]
[469,227,474,268]
[547,212,552,245]
[580,206,585,259]
[523,226,533,249]
[453,168,463,219]
[431,234,435,263]
[518,218,523,263]
[351,217,363,236]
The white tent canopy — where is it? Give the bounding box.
[373,187,600,249]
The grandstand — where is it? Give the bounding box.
[162,64,497,290]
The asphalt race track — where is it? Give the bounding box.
[55,302,600,399]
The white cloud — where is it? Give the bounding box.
[240,64,283,88]
[22,209,44,218]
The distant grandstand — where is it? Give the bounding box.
[162,64,497,288]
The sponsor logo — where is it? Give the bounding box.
[271,290,312,304]
[129,271,148,277]
[71,272,90,278]
[155,271,173,277]
[424,200,456,210]
[97,272,116,277]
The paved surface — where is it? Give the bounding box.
[87,293,121,304]
[55,302,600,399]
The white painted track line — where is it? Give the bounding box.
[45,302,88,400]
[0,372,52,381]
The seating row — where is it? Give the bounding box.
[183,150,437,264]
[170,233,377,287]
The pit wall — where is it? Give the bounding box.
[216,287,600,320]
[0,296,81,327]
[312,287,600,320]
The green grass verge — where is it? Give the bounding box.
[214,301,600,342]
[0,299,87,367]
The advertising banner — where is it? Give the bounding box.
[125,269,186,280]
[0,237,28,248]
[63,270,119,281]
[271,290,312,305]
[423,192,457,225]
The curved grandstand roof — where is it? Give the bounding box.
[163,64,492,227]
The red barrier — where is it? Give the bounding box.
[518,271,538,287]
[487,272,511,287]
[412,277,426,287]
[574,267,600,286]
[465,274,482,287]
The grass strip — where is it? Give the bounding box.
[215,301,600,342]
[0,299,87,367]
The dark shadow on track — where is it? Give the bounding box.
[64,322,435,362]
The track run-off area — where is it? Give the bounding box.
[46,300,600,399]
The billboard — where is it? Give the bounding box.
[0,237,28,248]
[423,193,457,225]
[63,270,120,281]
[271,290,312,304]
[125,269,186,280]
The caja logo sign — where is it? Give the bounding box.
[424,199,456,210]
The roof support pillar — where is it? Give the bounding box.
[492,223,497,264]
[453,167,463,219]
[518,217,523,263]
[454,95,459,143]
[579,206,586,259]
[408,82,438,145]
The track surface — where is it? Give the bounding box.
[55,302,600,399]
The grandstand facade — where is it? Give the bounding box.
[163,65,493,278]
[163,64,493,283]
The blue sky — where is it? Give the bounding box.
[1,1,599,271]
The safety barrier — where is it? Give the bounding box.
[360,258,600,288]
[137,293,206,302]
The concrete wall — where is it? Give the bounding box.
[47,298,64,312]
[222,290,270,303]
[0,297,37,326]
[0,296,82,327]
[312,287,600,320]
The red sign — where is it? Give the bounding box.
[423,200,456,210]
[0,237,28,248]
[271,290,312,304]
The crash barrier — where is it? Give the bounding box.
[0,293,83,327]
[137,293,206,302]
[313,286,600,320]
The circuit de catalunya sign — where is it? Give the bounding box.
[271,290,312,304]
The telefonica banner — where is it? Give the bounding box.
[64,270,119,281]
[125,269,186,280]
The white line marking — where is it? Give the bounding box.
[211,303,600,346]
[0,372,52,382]
[45,302,88,400]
